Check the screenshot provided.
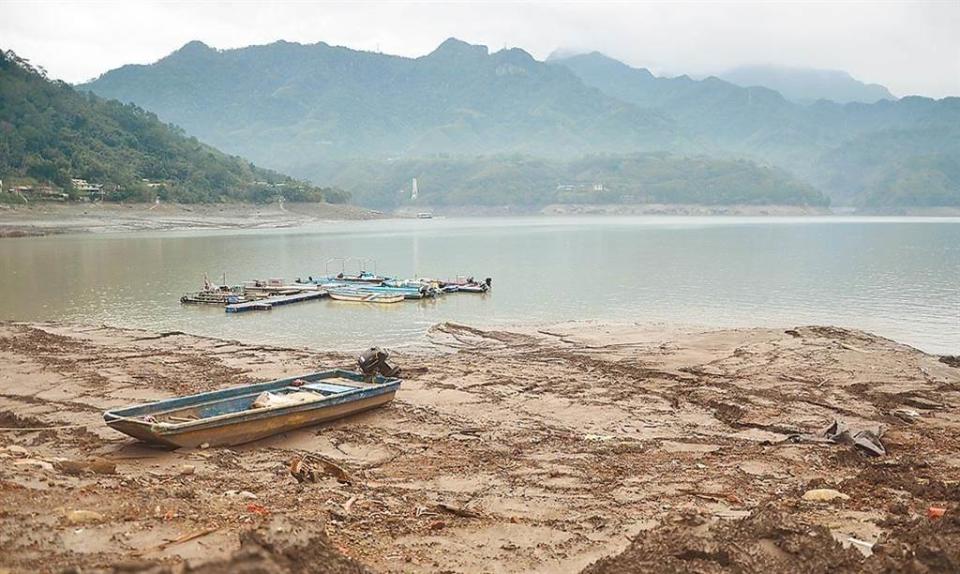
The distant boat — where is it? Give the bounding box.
[181,274,250,305]
[457,283,489,293]
[328,271,389,283]
[328,288,404,304]
[440,276,492,293]
[416,212,433,219]
[356,285,437,299]
[244,278,319,294]
[180,290,249,305]
[103,369,400,448]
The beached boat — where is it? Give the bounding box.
[328,289,405,304]
[103,370,401,448]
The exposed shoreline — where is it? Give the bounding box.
[0,320,957,572]
[4,202,959,237]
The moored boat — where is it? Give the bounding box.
[442,276,492,293]
[333,271,389,283]
[103,369,401,448]
[180,290,249,305]
[180,274,250,305]
[328,288,405,304]
[357,285,437,299]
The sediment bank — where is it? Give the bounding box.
[0,202,382,236]
[0,321,957,572]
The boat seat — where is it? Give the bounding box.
[301,382,356,395]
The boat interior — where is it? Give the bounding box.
[151,381,357,424]
[105,371,390,426]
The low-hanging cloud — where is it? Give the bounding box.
[1,0,958,98]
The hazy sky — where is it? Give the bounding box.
[2,1,958,98]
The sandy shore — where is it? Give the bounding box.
[0,321,957,572]
[0,202,382,236]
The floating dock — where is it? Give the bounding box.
[226,291,325,313]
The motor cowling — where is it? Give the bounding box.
[357,347,401,378]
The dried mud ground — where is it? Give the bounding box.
[0,321,958,573]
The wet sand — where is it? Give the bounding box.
[0,202,381,236]
[0,321,957,573]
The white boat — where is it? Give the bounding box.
[328,289,404,304]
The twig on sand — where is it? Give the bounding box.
[156,526,220,551]
[436,503,483,518]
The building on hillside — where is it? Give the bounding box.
[72,178,105,200]
[556,183,606,193]
[14,184,68,200]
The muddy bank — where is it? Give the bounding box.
[0,201,382,236]
[0,321,957,573]
[540,203,832,216]
[392,203,832,217]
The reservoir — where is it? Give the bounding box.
[0,216,957,354]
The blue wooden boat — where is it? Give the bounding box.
[103,370,401,448]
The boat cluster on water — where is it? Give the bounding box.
[180,272,491,311]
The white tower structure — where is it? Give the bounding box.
[411,178,419,201]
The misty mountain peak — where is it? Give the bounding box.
[719,64,895,104]
[176,40,216,56]
[551,51,655,80]
[428,37,489,59]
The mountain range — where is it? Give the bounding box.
[78,38,960,208]
[718,65,895,105]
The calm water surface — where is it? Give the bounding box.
[0,216,957,354]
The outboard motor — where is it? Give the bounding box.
[484,277,492,288]
[357,347,401,378]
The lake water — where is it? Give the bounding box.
[0,216,957,354]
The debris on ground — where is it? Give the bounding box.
[822,419,887,457]
[802,488,851,502]
[289,452,354,484]
[0,321,958,573]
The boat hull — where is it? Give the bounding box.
[106,391,396,448]
[103,370,400,448]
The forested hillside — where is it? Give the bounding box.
[318,154,828,209]
[552,52,960,206]
[0,50,347,203]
